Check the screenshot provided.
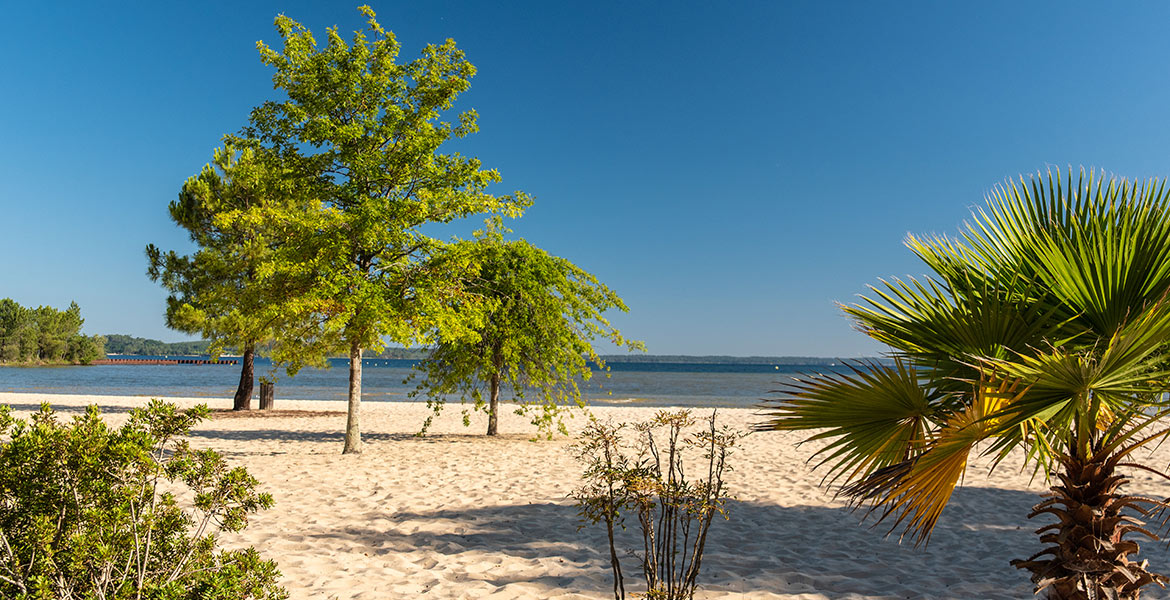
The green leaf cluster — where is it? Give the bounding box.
[231,6,531,360]
[0,299,104,365]
[410,223,643,437]
[146,145,311,366]
[761,168,1170,543]
[0,401,286,600]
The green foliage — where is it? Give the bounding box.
[0,299,104,365]
[0,401,286,600]
[101,335,211,356]
[760,168,1170,596]
[410,224,642,437]
[146,144,309,365]
[573,410,740,600]
[233,6,531,451]
[236,4,530,354]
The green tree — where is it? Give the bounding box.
[34,304,69,360]
[65,333,106,364]
[761,169,1170,599]
[0,299,32,362]
[411,226,642,436]
[148,145,303,410]
[0,299,103,364]
[237,7,529,453]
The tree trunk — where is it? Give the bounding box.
[487,371,501,436]
[487,341,503,436]
[1012,439,1167,599]
[232,346,255,411]
[343,343,362,454]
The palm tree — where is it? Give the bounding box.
[761,169,1170,599]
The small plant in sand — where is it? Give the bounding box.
[0,400,286,600]
[573,410,740,600]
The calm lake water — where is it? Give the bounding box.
[0,357,845,408]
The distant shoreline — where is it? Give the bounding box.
[101,333,887,367]
[96,351,884,368]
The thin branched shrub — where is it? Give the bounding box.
[574,410,740,600]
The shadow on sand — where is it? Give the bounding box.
[273,486,1170,599]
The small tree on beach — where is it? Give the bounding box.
[147,145,303,410]
[236,7,529,453]
[410,224,642,437]
[761,169,1170,599]
[574,410,740,600]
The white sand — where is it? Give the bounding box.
[5,391,1170,600]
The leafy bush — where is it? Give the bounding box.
[0,400,286,600]
[573,410,740,600]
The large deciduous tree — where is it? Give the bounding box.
[761,169,1170,599]
[147,145,300,410]
[411,225,642,437]
[238,7,528,452]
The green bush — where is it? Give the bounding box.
[0,400,287,600]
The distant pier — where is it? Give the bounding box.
[91,358,238,366]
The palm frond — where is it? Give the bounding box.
[840,378,1022,545]
[758,360,943,485]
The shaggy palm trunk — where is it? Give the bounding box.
[1012,439,1166,599]
[232,346,255,411]
[343,343,362,454]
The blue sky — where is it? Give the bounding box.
[3,2,1170,357]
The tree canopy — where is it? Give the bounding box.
[235,6,529,452]
[411,225,642,436]
[147,144,305,410]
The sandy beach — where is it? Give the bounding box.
[5,391,1170,600]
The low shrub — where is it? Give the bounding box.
[0,400,287,600]
[573,410,740,600]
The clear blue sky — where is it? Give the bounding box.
[3,1,1170,357]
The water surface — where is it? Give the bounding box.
[0,357,848,408]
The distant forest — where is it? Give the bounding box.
[103,335,423,359]
[101,335,874,365]
[0,299,105,364]
[103,335,211,356]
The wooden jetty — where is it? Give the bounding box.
[91,358,238,366]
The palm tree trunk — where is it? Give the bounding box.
[343,342,362,454]
[232,345,255,411]
[1013,438,1165,599]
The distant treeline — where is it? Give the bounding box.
[100,336,881,366]
[103,335,425,358]
[103,335,211,356]
[0,299,105,364]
